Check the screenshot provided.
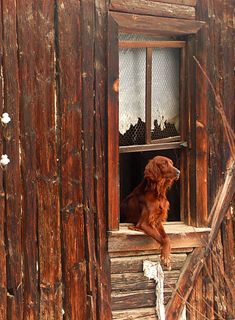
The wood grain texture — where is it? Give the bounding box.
[80,1,98,318]
[112,288,172,310]
[111,254,187,273]
[16,1,39,318]
[34,2,62,318]
[110,12,205,36]
[112,307,157,320]
[57,1,87,319]
[94,0,112,318]
[151,0,197,5]
[108,14,119,230]
[195,0,208,227]
[109,0,195,20]
[108,225,210,253]
[2,1,23,318]
[0,0,6,317]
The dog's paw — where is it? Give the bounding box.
[160,254,172,271]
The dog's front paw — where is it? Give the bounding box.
[160,240,171,270]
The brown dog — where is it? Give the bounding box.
[120,156,180,269]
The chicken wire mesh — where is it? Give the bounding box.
[119,47,146,146]
[119,34,180,146]
[151,48,180,140]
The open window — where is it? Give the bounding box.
[108,12,207,234]
[119,35,185,223]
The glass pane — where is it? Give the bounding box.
[151,48,180,140]
[119,47,146,146]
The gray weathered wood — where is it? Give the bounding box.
[110,0,195,20]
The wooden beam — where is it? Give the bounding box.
[110,12,205,36]
[165,160,235,319]
[151,0,197,6]
[119,40,186,48]
[109,0,195,20]
[108,14,120,230]
[108,224,211,253]
[119,141,185,153]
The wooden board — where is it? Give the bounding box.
[108,224,211,253]
[2,1,23,318]
[112,288,172,310]
[109,0,195,20]
[111,271,180,291]
[111,254,187,273]
[94,0,113,318]
[57,1,87,318]
[110,12,205,36]
[112,307,157,320]
[17,1,39,318]
[0,1,6,317]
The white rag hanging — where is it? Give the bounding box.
[143,260,165,320]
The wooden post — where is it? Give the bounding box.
[57,1,87,319]
[0,0,7,316]
[17,1,39,318]
[2,1,23,318]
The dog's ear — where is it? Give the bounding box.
[144,158,161,181]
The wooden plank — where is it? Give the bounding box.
[111,270,180,291]
[110,12,205,36]
[204,256,214,319]
[108,225,210,253]
[151,0,197,6]
[109,247,194,257]
[94,0,112,318]
[195,0,208,227]
[34,2,62,318]
[211,232,226,319]
[57,1,87,319]
[111,254,187,273]
[119,40,186,48]
[112,307,157,320]
[80,0,98,318]
[112,288,172,310]
[0,0,6,316]
[110,0,195,20]
[179,45,187,222]
[145,48,152,144]
[119,141,184,153]
[108,14,119,230]
[2,1,23,318]
[186,35,197,226]
[221,207,235,317]
[16,1,39,318]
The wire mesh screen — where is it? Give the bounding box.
[119,47,146,146]
[119,34,180,146]
[151,48,180,140]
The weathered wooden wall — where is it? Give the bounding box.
[0,0,111,319]
[0,0,234,319]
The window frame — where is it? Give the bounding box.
[107,12,206,231]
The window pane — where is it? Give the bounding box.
[119,47,146,146]
[151,48,180,140]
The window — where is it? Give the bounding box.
[119,34,185,223]
[108,12,206,231]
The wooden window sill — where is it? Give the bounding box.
[108,222,211,254]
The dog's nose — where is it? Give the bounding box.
[176,169,180,177]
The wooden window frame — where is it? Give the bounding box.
[108,12,206,231]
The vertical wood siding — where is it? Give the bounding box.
[0,0,234,319]
[0,0,111,319]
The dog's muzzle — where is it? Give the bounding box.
[176,169,180,179]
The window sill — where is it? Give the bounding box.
[108,222,211,254]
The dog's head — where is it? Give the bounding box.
[144,156,180,182]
